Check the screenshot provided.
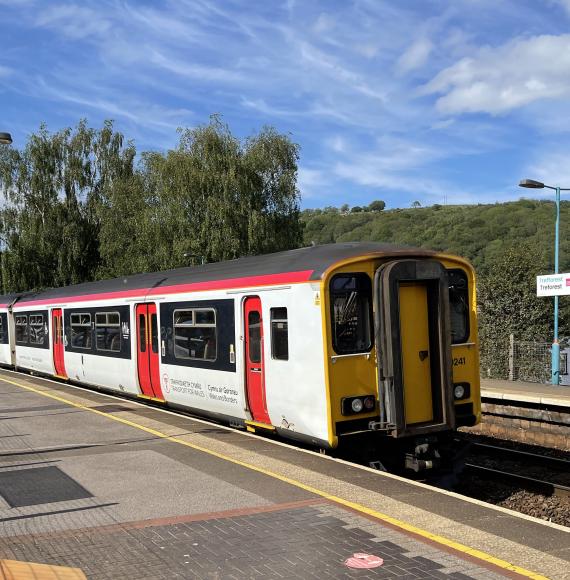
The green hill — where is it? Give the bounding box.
[301,200,570,274]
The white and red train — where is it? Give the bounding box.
[0,243,481,473]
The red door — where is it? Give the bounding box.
[244,297,270,424]
[136,303,164,400]
[51,308,67,378]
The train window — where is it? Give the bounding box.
[95,311,121,352]
[29,314,45,345]
[70,313,92,349]
[330,274,373,354]
[173,308,217,361]
[270,308,288,360]
[139,314,146,352]
[448,269,470,344]
[151,313,158,354]
[248,311,261,363]
[15,315,28,344]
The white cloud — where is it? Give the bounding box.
[149,50,244,83]
[297,167,328,198]
[527,150,570,189]
[313,13,335,34]
[35,5,112,39]
[396,38,433,75]
[326,135,347,153]
[0,65,12,77]
[423,34,570,115]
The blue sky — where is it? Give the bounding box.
[2,0,570,209]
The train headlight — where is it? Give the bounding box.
[351,398,364,413]
[453,382,470,400]
[341,395,376,415]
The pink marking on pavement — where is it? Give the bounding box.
[344,553,384,569]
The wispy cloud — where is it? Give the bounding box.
[423,34,570,115]
[4,0,570,209]
[397,38,433,75]
[35,4,112,39]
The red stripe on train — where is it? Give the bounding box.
[10,270,315,308]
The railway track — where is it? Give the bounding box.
[464,442,570,499]
[463,463,570,498]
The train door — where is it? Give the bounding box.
[376,260,454,437]
[136,303,164,400]
[244,296,271,424]
[51,308,67,378]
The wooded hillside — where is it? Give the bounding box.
[302,201,570,275]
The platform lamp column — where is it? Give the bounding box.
[0,132,12,295]
[519,178,570,385]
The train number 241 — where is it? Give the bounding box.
[453,356,466,366]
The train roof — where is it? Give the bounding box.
[3,242,440,306]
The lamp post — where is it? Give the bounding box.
[519,178,570,385]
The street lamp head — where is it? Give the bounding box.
[519,178,545,189]
[0,132,12,145]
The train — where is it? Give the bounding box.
[0,242,480,475]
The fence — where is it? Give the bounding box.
[507,334,570,384]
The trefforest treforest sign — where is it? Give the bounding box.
[537,273,570,297]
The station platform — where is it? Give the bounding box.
[481,379,570,408]
[0,369,568,579]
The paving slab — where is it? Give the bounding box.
[0,370,568,579]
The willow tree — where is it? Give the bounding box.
[0,120,135,292]
[97,116,302,276]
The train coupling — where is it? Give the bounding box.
[404,438,441,472]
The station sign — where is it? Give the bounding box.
[536,273,570,296]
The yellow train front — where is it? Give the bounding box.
[321,246,480,475]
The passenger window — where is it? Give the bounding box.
[448,269,470,344]
[95,311,121,352]
[330,274,373,354]
[248,311,261,363]
[70,313,92,349]
[270,308,288,360]
[29,314,45,345]
[173,308,217,361]
[15,315,28,344]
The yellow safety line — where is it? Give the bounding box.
[2,375,548,580]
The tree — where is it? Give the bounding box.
[477,243,554,379]
[340,203,350,215]
[367,200,385,212]
[0,120,135,292]
[411,200,421,208]
[98,116,302,275]
[350,206,363,213]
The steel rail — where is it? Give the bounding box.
[470,442,570,472]
[464,463,570,498]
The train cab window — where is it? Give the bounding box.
[270,308,288,360]
[15,315,28,344]
[95,311,121,352]
[173,308,217,361]
[330,274,373,354]
[29,314,45,345]
[70,313,92,349]
[448,269,470,344]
